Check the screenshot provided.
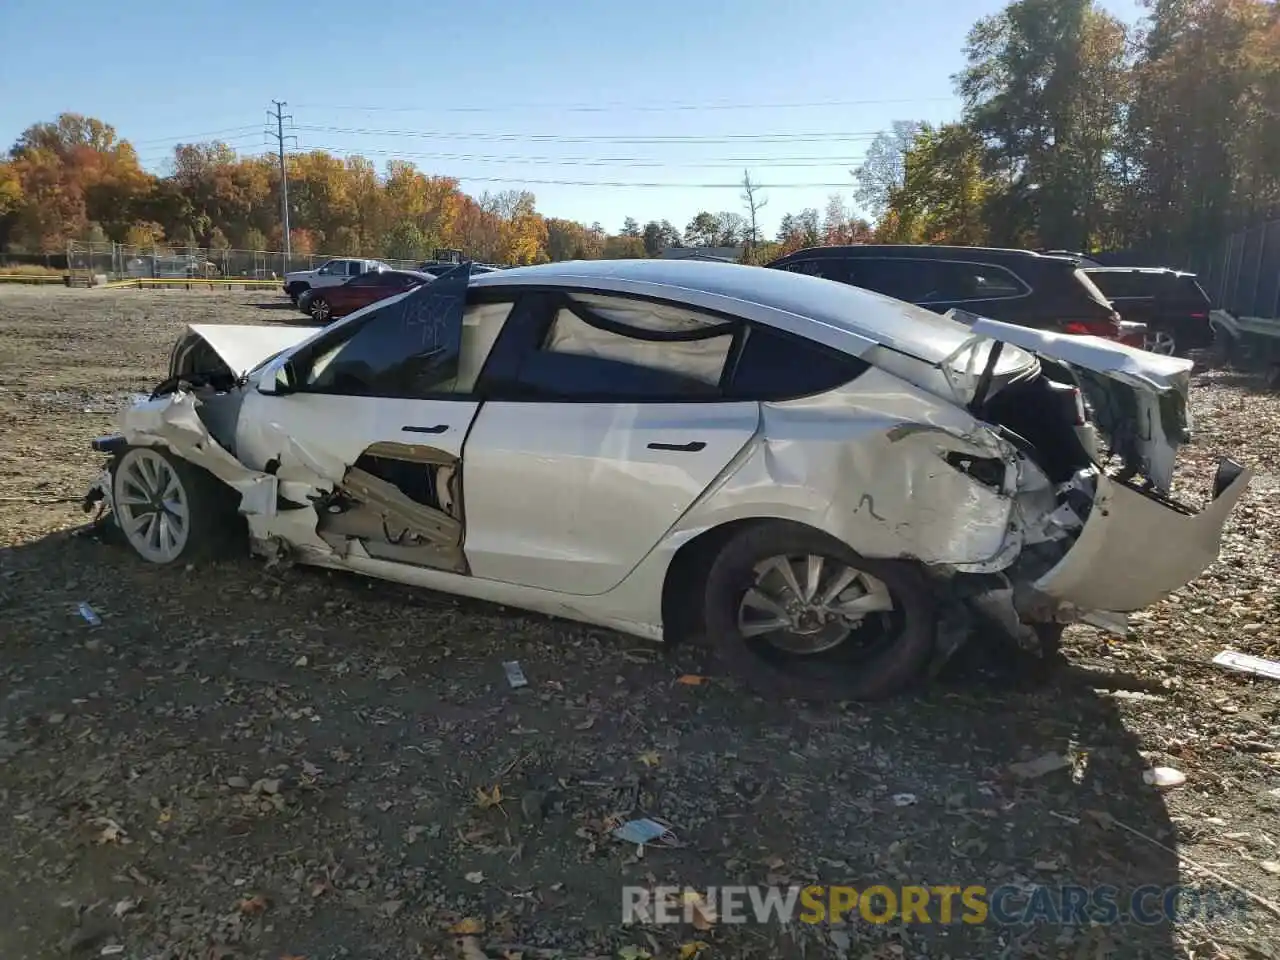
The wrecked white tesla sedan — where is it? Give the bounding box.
[83,259,1252,700]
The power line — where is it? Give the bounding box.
[127,124,265,147]
[292,95,954,114]
[296,144,868,169]
[347,174,856,189]
[292,124,887,145]
[134,133,269,165]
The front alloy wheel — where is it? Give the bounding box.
[114,447,191,563]
[110,446,243,564]
[310,296,331,322]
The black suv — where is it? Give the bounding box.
[1080,267,1213,357]
[766,245,1135,343]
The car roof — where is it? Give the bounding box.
[1082,266,1195,277]
[769,244,1066,263]
[468,258,988,363]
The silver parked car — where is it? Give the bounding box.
[83,260,1252,700]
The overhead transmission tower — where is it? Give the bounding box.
[268,101,297,259]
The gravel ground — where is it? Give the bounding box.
[1,286,1279,960]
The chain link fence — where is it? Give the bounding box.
[65,241,420,285]
[1187,219,1280,320]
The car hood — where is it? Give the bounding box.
[171,324,317,379]
[964,317,1194,493]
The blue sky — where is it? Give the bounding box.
[0,0,1144,239]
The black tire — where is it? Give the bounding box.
[702,521,936,702]
[110,446,244,565]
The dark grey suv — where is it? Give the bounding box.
[766,245,1139,345]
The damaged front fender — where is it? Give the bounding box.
[107,390,337,561]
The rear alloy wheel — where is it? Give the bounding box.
[703,522,935,701]
[111,446,242,564]
[309,295,331,322]
[1143,327,1178,356]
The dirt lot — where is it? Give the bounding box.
[1,286,1279,960]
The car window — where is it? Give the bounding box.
[1178,276,1212,306]
[727,325,869,400]
[348,271,383,287]
[1085,271,1154,300]
[843,258,929,301]
[777,258,827,279]
[497,293,738,401]
[925,261,1026,303]
[347,260,365,276]
[302,269,471,398]
[315,260,338,275]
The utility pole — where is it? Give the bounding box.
[268,101,296,261]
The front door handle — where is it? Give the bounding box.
[402,424,449,434]
[648,441,706,452]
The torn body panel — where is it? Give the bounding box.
[963,318,1193,494]
[668,367,1037,572]
[317,442,466,573]
[1029,466,1252,612]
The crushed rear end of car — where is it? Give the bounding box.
[931,317,1251,661]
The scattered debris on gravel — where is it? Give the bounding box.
[2,288,1279,960]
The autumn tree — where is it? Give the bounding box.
[6,112,153,250]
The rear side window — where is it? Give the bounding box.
[727,325,868,400]
[843,258,927,302]
[777,258,828,279]
[1085,271,1153,299]
[1176,276,1212,306]
[925,261,1027,302]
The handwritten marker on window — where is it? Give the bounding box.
[78,602,102,627]
[503,661,528,689]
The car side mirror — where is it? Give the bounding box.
[257,358,298,395]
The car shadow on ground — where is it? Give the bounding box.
[0,528,1192,958]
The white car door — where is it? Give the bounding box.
[237,268,483,572]
[461,290,760,596]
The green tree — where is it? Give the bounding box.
[853,121,924,220]
[957,0,1131,249]
[882,124,993,245]
[684,211,720,246]
[1126,0,1280,257]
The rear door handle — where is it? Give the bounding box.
[402,424,449,434]
[648,441,706,452]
